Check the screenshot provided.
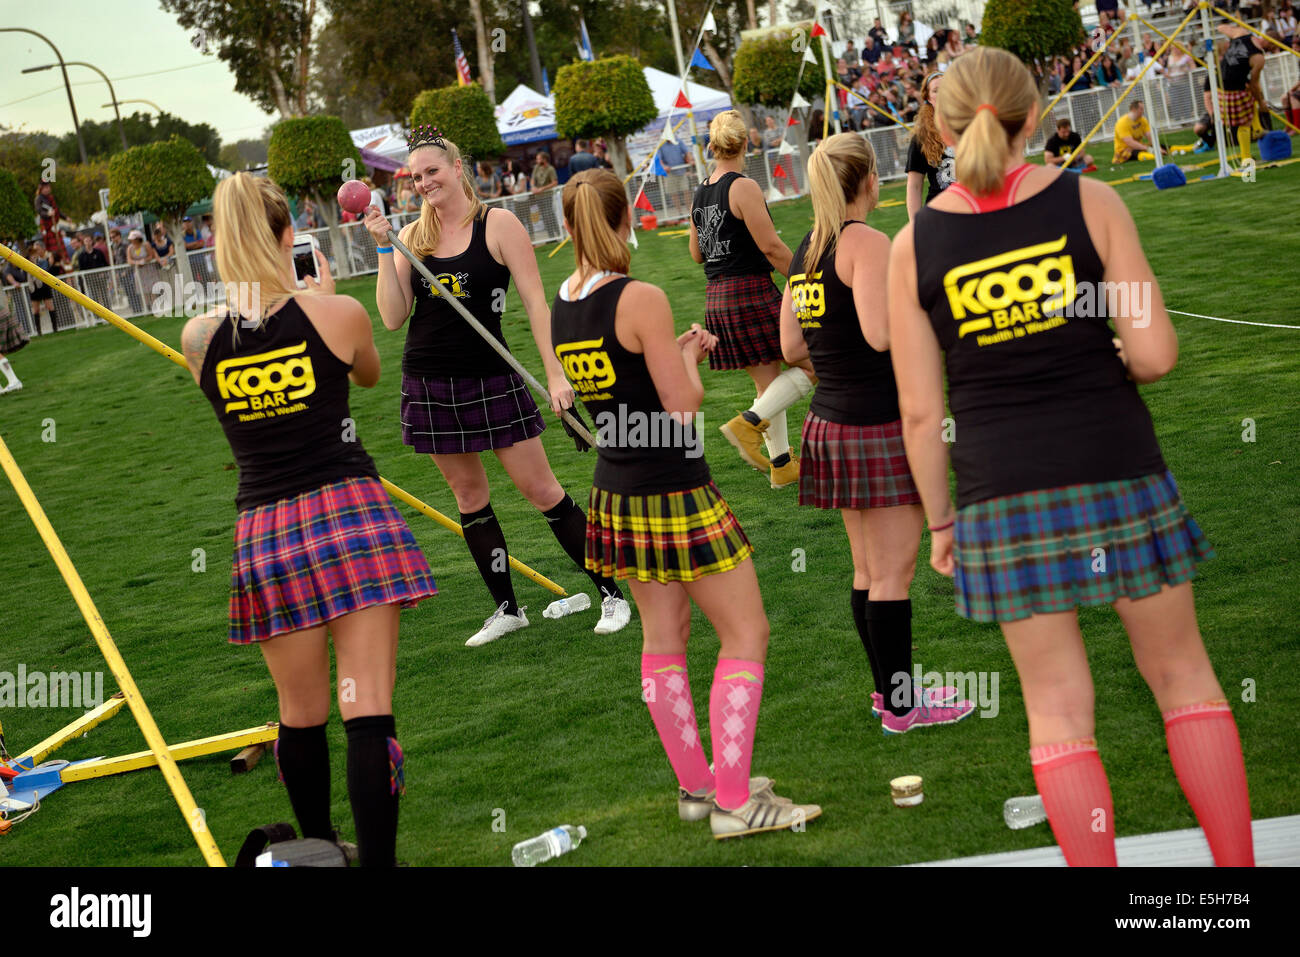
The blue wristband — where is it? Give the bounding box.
[376,245,393,254]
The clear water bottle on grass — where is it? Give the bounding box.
[512,824,587,866]
[1003,795,1048,829]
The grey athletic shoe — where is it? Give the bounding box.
[677,775,786,821]
[710,789,822,840]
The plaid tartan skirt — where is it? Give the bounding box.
[401,371,545,455]
[229,476,437,645]
[704,275,784,371]
[953,470,1214,624]
[586,480,753,583]
[1219,88,1256,128]
[798,413,921,510]
[0,307,29,353]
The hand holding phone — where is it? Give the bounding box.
[293,234,320,288]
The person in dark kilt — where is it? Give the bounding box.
[689,110,816,491]
[889,47,1252,866]
[781,133,973,735]
[180,172,438,867]
[1216,24,1268,167]
[25,240,57,337]
[554,168,821,839]
[0,279,29,394]
[363,127,631,646]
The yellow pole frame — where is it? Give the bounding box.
[61,724,280,782]
[0,244,566,597]
[834,80,915,132]
[0,435,225,867]
[1039,17,1133,126]
[1213,6,1300,58]
[12,692,127,766]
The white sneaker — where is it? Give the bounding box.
[593,592,632,634]
[0,380,20,394]
[678,775,786,822]
[543,592,591,619]
[465,602,529,647]
[710,789,822,840]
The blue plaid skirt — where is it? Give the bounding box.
[401,372,545,455]
[953,470,1214,623]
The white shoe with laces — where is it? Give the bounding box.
[593,591,631,634]
[465,602,529,647]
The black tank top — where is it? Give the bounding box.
[691,172,774,281]
[551,275,712,495]
[199,298,379,510]
[404,207,512,377]
[914,172,1165,508]
[1220,35,1257,91]
[792,225,901,426]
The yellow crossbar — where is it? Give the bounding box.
[12,693,127,766]
[61,724,279,782]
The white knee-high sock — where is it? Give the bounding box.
[764,409,789,458]
[749,367,814,421]
[0,357,17,387]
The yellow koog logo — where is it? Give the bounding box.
[216,341,316,413]
[790,269,825,326]
[943,236,1076,339]
[555,337,616,392]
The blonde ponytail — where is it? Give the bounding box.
[213,172,300,326]
[804,133,877,274]
[562,169,630,276]
[937,46,1039,196]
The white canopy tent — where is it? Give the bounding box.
[628,66,733,167]
[495,84,558,145]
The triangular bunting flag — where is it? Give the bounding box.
[778,139,794,156]
[772,164,787,179]
[634,189,654,212]
[791,91,811,109]
[702,11,717,32]
[810,22,825,37]
[787,116,800,126]
[661,123,677,144]
[690,47,714,70]
[803,45,818,65]
[767,185,783,202]
[674,89,692,109]
[651,153,668,176]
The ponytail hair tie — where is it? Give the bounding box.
[977,103,999,117]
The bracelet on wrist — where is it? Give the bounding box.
[928,518,955,533]
[376,245,393,254]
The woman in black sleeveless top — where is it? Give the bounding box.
[553,169,821,840]
[689,110,816,491]
[362,128,630,646]
[888,47,1251,867]
[181,172,437,867]
[782,133,972,735]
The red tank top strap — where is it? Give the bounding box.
[944,183,982,212]
[949,164,1037,213]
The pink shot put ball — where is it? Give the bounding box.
[337,179,371,215]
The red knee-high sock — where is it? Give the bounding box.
[1030,738,1117,867]
[641,654,713,794]
[710,659,765,811]
[1164,700,1254,866]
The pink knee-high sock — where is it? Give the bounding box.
[1030,738,1117,867]
[710,658,765,811]
[1164,700,1254,866]
[641,654,713,794]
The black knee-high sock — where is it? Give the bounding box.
[275,723,333,840]
[460,503,519,616]
[850,588,885,695]
[866,598,915,717]
[344,714,400,868]
[542,493,623,600]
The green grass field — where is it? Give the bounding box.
[3,147,1298,867]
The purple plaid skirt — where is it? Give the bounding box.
[229,476,437,644]
[798,413,921,510]
[401,371,545,455]
[704,275,784,370]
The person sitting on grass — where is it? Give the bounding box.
[1113,100,1165,164]
[1044,117,1094,170]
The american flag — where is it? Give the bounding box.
[452,29,472,86]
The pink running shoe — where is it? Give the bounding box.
[871,684,960,718]
[880,700,976,735]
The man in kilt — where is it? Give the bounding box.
[1216,24,1269,168]
[889,47,1253,866]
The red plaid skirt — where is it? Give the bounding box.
[798,413,921,510]
[1219,88,1256,128]
[229,476,437,644]
[703,275,784,370]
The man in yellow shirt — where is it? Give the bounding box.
[1113,100,1165,163]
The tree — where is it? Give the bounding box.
[409,84,505,161]
[107,136,214,289]
[732,25,823,108]
[468,0,495,103]
[52,161,111,225]
[267,116,362,276]
[0,169,33,242]
[554,55,658,177]
[310,19,392,127]
[159,0,317,118]
[55,111,222,166]
[981,0,1087,71]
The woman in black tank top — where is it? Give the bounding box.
[181,172,437,867]
[888,48,1251,867]
[362,129,631,644]
[782,133,974,735]
[689,110,817,491]
[553,169,822,839]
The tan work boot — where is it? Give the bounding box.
[769,453,799,489]
[719,413,770,471]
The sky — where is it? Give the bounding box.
[1,1,279,146]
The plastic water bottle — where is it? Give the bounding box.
[543,593,591,619]
[512,825,587,866]
[1003,795,1049,829]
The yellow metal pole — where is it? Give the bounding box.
[0,244,566,597]
[1039,17,1132,125]
[61,724,280,782]
[1213,6,1300,57]
[835,80,914,131]
[0,435,226,867]
[12,692,127,766]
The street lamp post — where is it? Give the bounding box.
[109,99,165,114]
[24,61,127,150]
[0,27,87,163]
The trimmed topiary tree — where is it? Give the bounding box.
[267,116,364,277]
[554,55,657,177]
[732,25,824,109]
[409,83,505,162]
[108,135,214,289]
[981,0,1087,72]
[0,168,34,243]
